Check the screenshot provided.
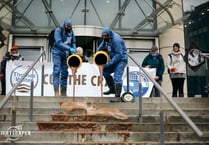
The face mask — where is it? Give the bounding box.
[104,38,110,42]
[65,28,72,33]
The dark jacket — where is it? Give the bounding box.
[80,55,88,62]
[0,52,24,75]
[142,53,165,80]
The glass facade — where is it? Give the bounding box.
[1,0,164,63]
[4,0,159,35]
[184,1,209,97]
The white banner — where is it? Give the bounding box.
[6,61,155,97]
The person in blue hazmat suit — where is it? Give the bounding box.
[52,19,76,96]
[96,27,128,102]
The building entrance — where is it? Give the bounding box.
[76,36,101,62]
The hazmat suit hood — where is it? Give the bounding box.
[62,19,72,29]
[102,27,112,38]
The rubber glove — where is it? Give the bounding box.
[69,47,76,54]
[105,63,110,68]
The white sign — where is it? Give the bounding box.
[6,61,155,97]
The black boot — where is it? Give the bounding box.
[179,94,184,97]
[172,94,177,97]
[61,87,67,96]
[110,84,122,102]
[54,87,59,96]
[103,76,115,95]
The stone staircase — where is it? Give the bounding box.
[0,96,209,145]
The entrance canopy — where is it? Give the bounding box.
[0,0,185,36]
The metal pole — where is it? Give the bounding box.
[11,93,16,126]
[29,70,34,122]
[160,111,165,145]
[41,47,45,96]
[160,91,165,144]
[41,64,44,96]
[138,69,142,122]
[126,66,129,91]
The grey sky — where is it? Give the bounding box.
[183,0,209,11]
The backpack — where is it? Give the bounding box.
[168,53,184,74]
[48,29,56,48]
[48,27,62,48]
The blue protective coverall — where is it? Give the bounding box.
[96,27,128,87]
[52,19,76,90]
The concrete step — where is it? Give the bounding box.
[1,107,209,116]
[36,122,209,132]
[1,96,209,104]
[1,107,209,124]
[3,101,209,109]
[0,141,208,145]
[1,121,209,133]
[1,114,209,123]
[0,131,208,143]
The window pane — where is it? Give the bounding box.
[19,48,41,61]
[128,51,148,66]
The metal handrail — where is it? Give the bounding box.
[0,50,46,109]
[128,54,204,137]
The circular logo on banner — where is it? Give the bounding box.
[123,71,149,97]
[10,65,39,93]
[187,49,205,67]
